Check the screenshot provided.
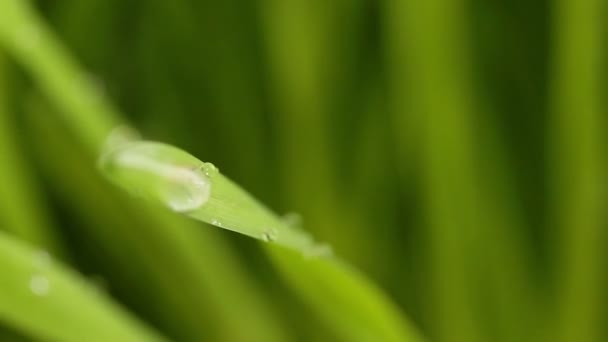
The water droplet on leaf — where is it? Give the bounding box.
[261,228,278,242]
[99,142,211,212]
[29,274,50,296]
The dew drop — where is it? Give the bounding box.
[163,168,210,212]
[201,162,220,177]
[29,274,50,296]
[261,228,278,242]
[211,219,223,227]
[100,144,212,213]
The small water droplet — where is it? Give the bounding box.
[101,145,212,213]
[211,219,223,227]
[29,274,50,296]
[200,162,220,177]
[163,167,210,212]
[261,228,278,242]
[207,163,219,172]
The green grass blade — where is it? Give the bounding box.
[0,0,120,152]
[27,100,290,342]
[0,2,292,340]
[550,0,605,340]
[100,139,424,342]
[0,230,165,342]
[0,52,65,256]
[0,0,424,340]
[258,0,344,245]
[268,245,422,342]
[100,141,316,252]
[384,0,484,341]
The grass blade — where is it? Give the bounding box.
[550,0,605,340]
[0,52,65,256]
[384,0,484,340]
[0,230,165,342]
[100,139,424,342]
[0,2,292,340]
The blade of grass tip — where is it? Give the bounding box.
[0,230,166,342]
[384,0,484,341]
[0,52,65,258]
[0,2,290,341]
[550,0,605,340]
[99,140,424,342]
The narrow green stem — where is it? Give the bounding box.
[0,0,121,152]
[258,0,343,244]
[385,0,483,341]
[551,0,605,340]
[0,51,65,257]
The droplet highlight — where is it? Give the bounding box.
[29,274,50,296]
[99,142,212,212]
[261,228,279,242]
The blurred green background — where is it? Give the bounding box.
[0,0,606,341]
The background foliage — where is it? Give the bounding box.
[0,0,605,341]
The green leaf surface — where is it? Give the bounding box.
[100,140,423,342]
[0,230,165,342]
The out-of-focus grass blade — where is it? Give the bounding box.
[268,245,422,342]
[384,0,484,341]
[0,230,166,342]
[0,52,64,257]
[550,0,605,341]
[26,99,290,342]
[0,0,120,152]
[0,323,33,342]
[0,1,291,340]
[1,0,424,341]
[258,0,344,245]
